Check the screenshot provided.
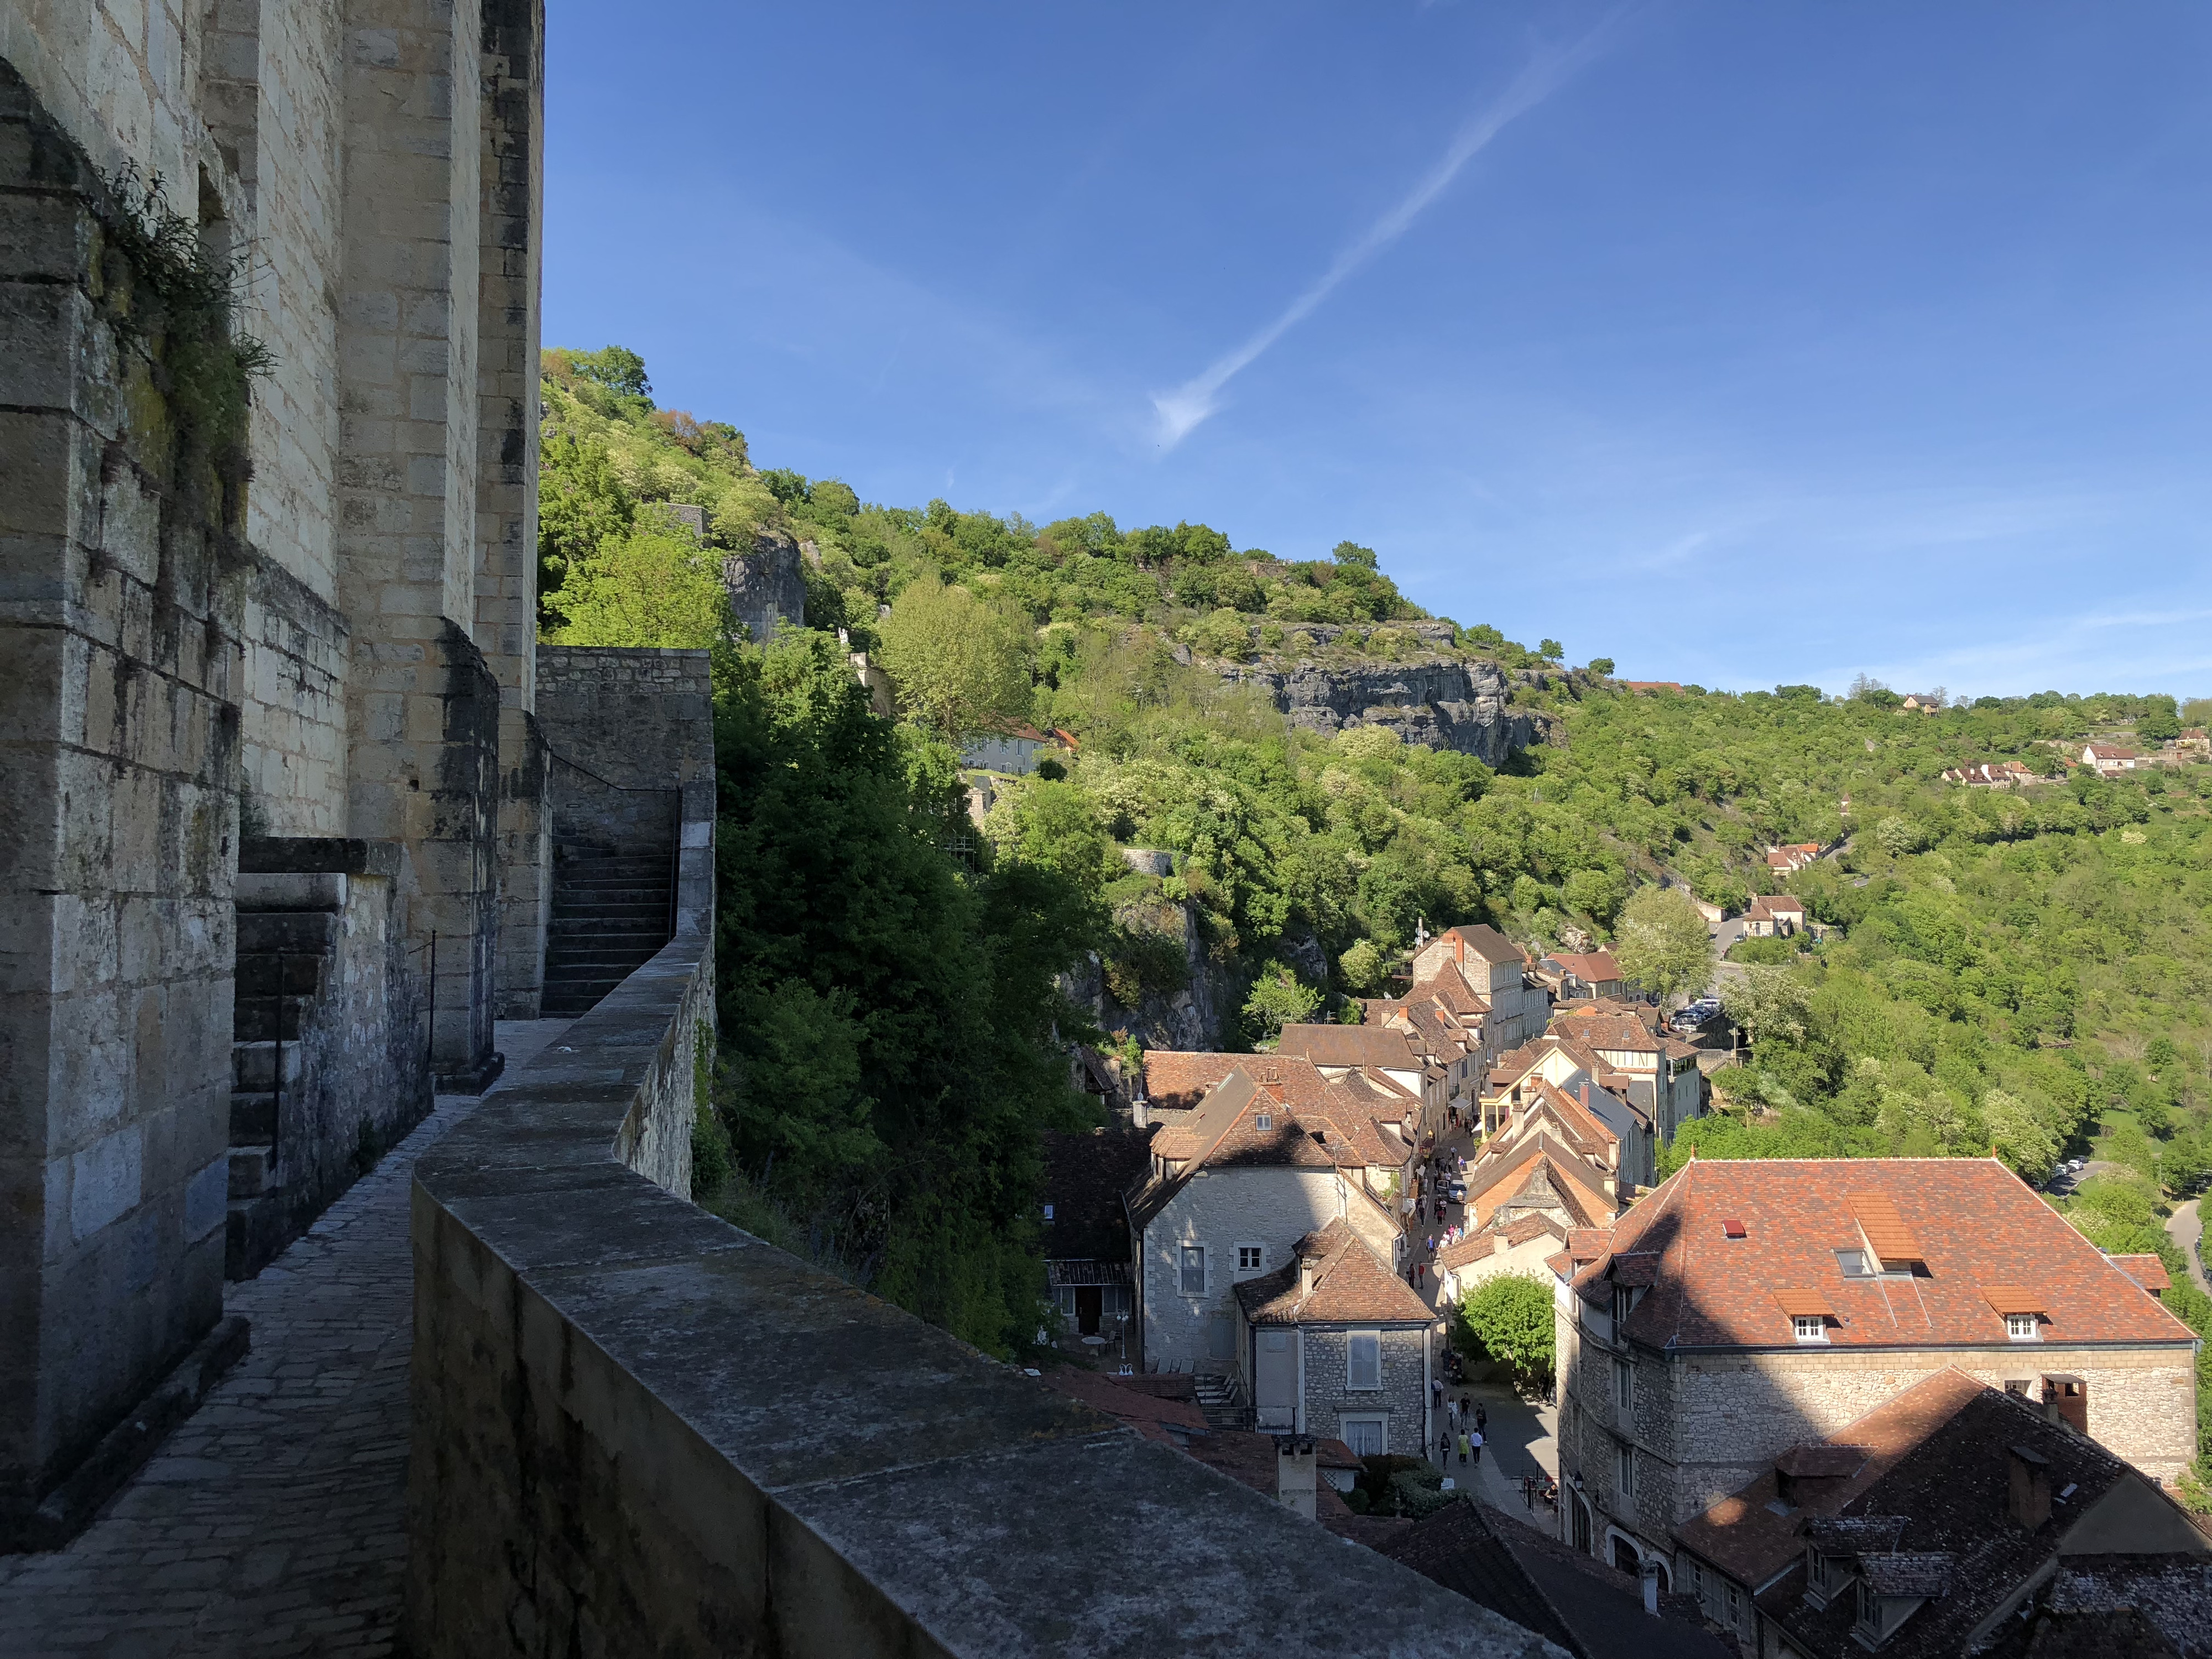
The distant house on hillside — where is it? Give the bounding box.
[2178,727,2210,759]
[1743,894,1808,938]
[1940,760,2034,788]
[1764,842,1822,875]
[1898,692,1945,713]
[1537,950,1624,1002]
[960,722,1053,774]
[2081,741,2142,776]
[1623,681,1684,695]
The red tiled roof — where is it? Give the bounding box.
[1037,1367,1209,1446]
[1277,1023,1423,1073]
[1140,1051,1243,1113]
[1547,951,1621,981]
[1569,1159,2198,1350]
[2109,1253,2172,1292]
[1439,924,1524,966]
[1234,1218,1436,1326]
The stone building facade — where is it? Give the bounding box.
[0,0,563,1543]
[1548,1159,2199,1585]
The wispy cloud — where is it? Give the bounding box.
[1149,13,1627,450]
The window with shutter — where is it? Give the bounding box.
[1347,1331,1382,1391]
[1179,1245,1206,1295]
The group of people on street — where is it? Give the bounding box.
[1429,1377,1488,1470]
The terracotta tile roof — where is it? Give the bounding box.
[1745,893,1807,921]
[1234,1218,1436,1326]
[1438,1215,1566,1274]
[1550,1009,1662,1056]
[1411,964,1491,1015]
[1731,1378,2196,1659]
[1037,1366,1209,1446]
[1041,1126,1149,1262]
[1467,1139,1616,1230]
[1128,1066,1342,1230]
[1569,1159,2198,1350]
[1525,1077,1621,1155]
[1546,951,1621,982]
[2109,1253,2172,1292]
[1140,1050,1243,1113]
[1438,924,1525,966]
[1277,1023,1423,1073]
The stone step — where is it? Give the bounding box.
[545,924,670,946]
[232,993,315,1042]
[229,1091,276,1141]
[236,910,339,955]
[234,954,324,998]
[550,887,672,906]
[552,874,675,895]
[554,851,675,872]
[232,1040,306,1092]
[227,1145,277,1199]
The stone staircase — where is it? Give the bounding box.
[1193,1370,1254,1431]
[227,886,340,1279]
[541,826,677,1018]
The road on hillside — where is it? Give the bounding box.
[2168,1200,2210,1297]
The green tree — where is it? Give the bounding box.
[1613,886,1714,1003]
[1588,658,1616,676]
[875,580,1036,742]
[544,519,731,647]
[1721,966,1812,1052]
[2138,702,2182,743]
[1538,639,1564,660]
[1243,963,1321,1044]
[1338,938,1385,994]
[1332,540,1379,570]
[1459,1273,1555,1389]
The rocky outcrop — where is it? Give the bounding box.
[1219,651,1533,764]
[721,527,807,644]
[1063,899,1240,1053]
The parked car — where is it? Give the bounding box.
[1447,1178,1468,1203]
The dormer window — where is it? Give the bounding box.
[1835,1249,1871,1278]
[2006,1312,2039,1342]
[1612,1286,1636,1325]
[1254,1112,1273,1131]
[1793,1315,1828,1344]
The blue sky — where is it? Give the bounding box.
[544,3,2211,700]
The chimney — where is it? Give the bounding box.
[1299,1254,1317,1297]
[1454,934,1464,965]
[1640,1557,1660,1616]
[1277,1436,1318,1521]
[1580,1081,1592,1110]
[2008,1444,2052,1530]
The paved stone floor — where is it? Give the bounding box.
[0,1020,571,1659]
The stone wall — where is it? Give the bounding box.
[0,58,242,1540]
[404,928,1557,1659]
[1556,1294,2200,1572]
[1218,653,1533,764]
[1300,1326,1431,1458]
[239,552,349,836]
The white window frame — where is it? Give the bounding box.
[1178,1244,1207,1297]
[2006,1312,2041,1341]
[1346,1329,1384,1392]
[1338,1412,1389,1458]
[1614,1357,1634,1411]
[1234,1242,1267,1278]
[1793,1314,1829,1344]
[1615,1440,1635,1500]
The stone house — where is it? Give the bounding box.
[2081,741,2142,776]
[1232,1219,1438,1457]
[1538,950,1625,1002]
[1673,1367,2212,1658]
[1124,1065,1407,1377]
[1742,895,1808,938]
[1277,1022,1437,1141]
[1412,925,1547,1055]
[959,722,1053,775]
[1546,1008,1705,1145]
[1042,1125,1149,1343]
[1463,1133,1622,1236]
[1550,1159,2199,1593]
[1764,844,1822,877]
[1435,1213,1569,1306]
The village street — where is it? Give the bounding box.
[1407,1115,1562,1534]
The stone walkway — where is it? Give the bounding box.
[0,1020,571,1659]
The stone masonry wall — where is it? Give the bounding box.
[0,60,239,1529]
[1557,1291,2200,1571]
[239,552,348,836]
[1300,1326,1431,1458]
[403,916,1557,1659]
[1139,1168,1387,1374]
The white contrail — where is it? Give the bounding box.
[1151,15,1625,449]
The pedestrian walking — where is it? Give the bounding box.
[1470,1429,1484,1467]
[1446,1397,1458,1429]
[1456,1431,1469,1465]
[1474,1404,1488,1434]
[1430,1376,1444,1411]
[1438,1430,1452,1465]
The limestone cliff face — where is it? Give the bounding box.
[1218,649,1533,764]
[1062,899,1240,1052]
[721,528,807,644]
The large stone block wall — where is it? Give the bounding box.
[239,553,349,836]
[0,61,239,1531]
[404,924,1558,1659]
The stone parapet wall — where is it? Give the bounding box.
[404,942,1556,1659]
